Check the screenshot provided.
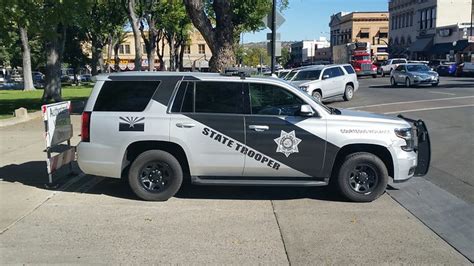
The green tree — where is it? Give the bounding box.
[183,0,288,72]
[0,0,42,91]
[243,46,269,67]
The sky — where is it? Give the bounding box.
[242,0,389,43]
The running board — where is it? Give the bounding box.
[191,176,328,187]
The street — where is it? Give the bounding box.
[1,76,473,264]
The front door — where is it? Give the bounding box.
[243,82,327,178]
[169,80,246,176]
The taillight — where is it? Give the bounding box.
[81,111,91,142]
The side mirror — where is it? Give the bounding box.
[299,104,315,117]
[322,74,330,80]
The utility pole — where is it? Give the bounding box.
[271,0,276,74]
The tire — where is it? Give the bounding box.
[372,74,377,78]
[405,77,411,88]
[390,77,397,87]
[336,152,388,202]
[128,150,183,201]
[343,84,354,101]
[312,90,322,101]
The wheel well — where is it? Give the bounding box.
[313,88,322,96]
[346,82,354,88]
[122,141,190,180]
[331,144,394,179]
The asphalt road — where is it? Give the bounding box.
[1,76,473,264]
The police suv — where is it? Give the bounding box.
[77,72,430,202]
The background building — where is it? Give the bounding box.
[290,37,330,66]
[389,0,473,62]
[329,11,390,62]
[104,29,212,71]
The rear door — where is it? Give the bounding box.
[242,82,327,178]
[169,81,246,176]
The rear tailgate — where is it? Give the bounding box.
[398,115,431,176]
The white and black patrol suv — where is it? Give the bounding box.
[77,72,430,202]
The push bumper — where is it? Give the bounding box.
[397,115,431,177]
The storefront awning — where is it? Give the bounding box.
[409,38,433,52]
[431,40,469,54]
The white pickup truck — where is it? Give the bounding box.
[379,58,408,77]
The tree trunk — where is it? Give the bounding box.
[42,39,62,102]
[184,0,235,72]
[156,31,165,71]
[114,43,120,72]
[168,35,175,71]
[106,35,113,73]
[178,44,185,71]
[91,39,103,76]
[19,26,35,91]
[126,0,142,71]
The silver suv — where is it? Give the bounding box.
[77,72,430,202]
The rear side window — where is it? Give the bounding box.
[94,81,160,111]
[343,65,355,74]
[172,81,243,114]
[195,82,243,114]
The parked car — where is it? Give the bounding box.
[295,64,359,101]
[456,62,474,77]
[436,62,457,76]
[390,63,439,87]
[81,74,92,82]
[379,58,408,77]
[77,71,430,202]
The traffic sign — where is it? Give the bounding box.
[262,10,286,30]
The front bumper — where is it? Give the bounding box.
[413,77,438,84]
[397,115,431,177]
[356,70,377,76]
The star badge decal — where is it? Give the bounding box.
[274,130,302,157]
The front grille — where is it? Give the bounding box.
[361,64,372,71]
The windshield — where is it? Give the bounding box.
[393,59,407,64]
[278,71,289,78]
[293,70,322,81]
[284,70,297,80]
[353,55,370,61]
[406,64,430,72]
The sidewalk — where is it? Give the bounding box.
[0,117,470,264]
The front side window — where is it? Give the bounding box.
[249,83,304,116]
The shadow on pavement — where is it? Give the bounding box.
[0,160,349,202]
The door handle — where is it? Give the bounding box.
[176,123,195,128]
[249,125,269,132]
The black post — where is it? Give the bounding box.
[271,0,276,74]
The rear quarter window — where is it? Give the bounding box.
[343,65,355,74]
[94,81,160,112]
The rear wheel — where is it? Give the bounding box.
[336,152,388,202]
[128,150,183,201]
[405,77,411,88]
[343,84,354,101]
[312,90,322,101]
[390,77,397,87]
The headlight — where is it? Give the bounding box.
[395,128,415,152]
[299,85,309,91]
[413,75,420,80]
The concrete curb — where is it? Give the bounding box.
[0,111,42,128]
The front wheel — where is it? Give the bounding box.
[390,77,397,87]
[336,152,388,202]
[405,77,411,88]
[312,90,322,101]
[343,84,354,101]
[128,150,183,201]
